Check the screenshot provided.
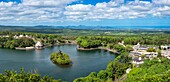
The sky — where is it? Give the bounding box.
[0,0,170,26]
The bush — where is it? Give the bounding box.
[0,68,62,82]
[50,51,72,65]
[147,47,156,52]
[125,58,170,82]
[113,44,126,53]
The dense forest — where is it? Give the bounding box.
[0,69,62,82]
[1,31,170,49]
[0,37,34,49]
[125,58,170,82]
[0,32,72,49]
[50,51,72,65]
[77,34,170,49]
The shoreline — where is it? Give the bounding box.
[44,40,77,48]
[15,42,77,50]
[15,47,35,50]
[14,43,118,54]
[44,43,77,48]
[77,47,119,54]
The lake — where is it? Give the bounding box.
[0,44,116,82]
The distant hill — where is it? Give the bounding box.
[0,25,170,35]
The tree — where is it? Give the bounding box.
[107,44,114,49]
[50,51,72,65]
[158,49,162,57]
[114,44,125,53]
[125,58,170,82]
[147,47,156,52]
[80,40,89,48]
[97,70,108,80]
[0,69,62,82]
[125,45,134,52]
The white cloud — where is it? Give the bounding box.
[0,0,77,22]
[152,6,170,16]
[64,0,170,21]
[22,0,77,7]
[0,2,16,7]
[153,0,170,5]
[64,1,154,21]
[0,0,170,23]
[65,4,93,11]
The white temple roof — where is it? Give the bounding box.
[35,41,43,47]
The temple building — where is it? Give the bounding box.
[35,41,43,49]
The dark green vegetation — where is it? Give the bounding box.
[50,51,72,65]
[125,58,170,82]
[113,44,126,52]
[147,47,156,52]
[76,36,102,48]
[0,32,73,49]
[1,29,170,49]
[77,34,170,49]
[0,37,34,49]
[74,52,132,82]
[0,69,62,82]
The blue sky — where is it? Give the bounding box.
[0,0,170,26]
[0,0,152,4]
[1,0,112,4]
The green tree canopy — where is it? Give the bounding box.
[147,47,156,52]
[50,51,72,65]
[0,69,62,82]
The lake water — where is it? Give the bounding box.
[0,44,116,82]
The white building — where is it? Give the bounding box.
[129,51,142,58]
[133,43,140,51]
[144,52,158,58]
[14,35,31,39]
[25,35,31,38]
[14,35,19,39]
[35,41,43,49]
[118,41,125,47]
[130,51,158,59]
[133,43,149,51]
[161,50,170,59]
[126,68,132,74]
[0,35,9,38]
[161,46,170,50]
[132,57,144,65]
[19,35,24,38]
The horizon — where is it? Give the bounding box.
[1,25,170,27]
[0,0,170,26]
